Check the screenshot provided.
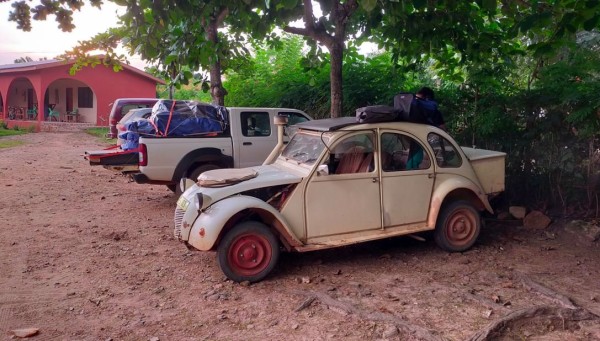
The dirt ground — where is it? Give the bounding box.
[0,130,599,341]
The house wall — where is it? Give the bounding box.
[0,62,159,126]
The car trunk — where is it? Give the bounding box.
[461,147,506,195]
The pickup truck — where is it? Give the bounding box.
[174,115,506,283]
[85,107,312,192]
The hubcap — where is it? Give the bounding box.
[228,234,272,276]
[446,208,476,247]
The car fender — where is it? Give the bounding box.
[171,148,234,183]
[188,195,301,251]
[428,175,493,227]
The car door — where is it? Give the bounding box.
[237,110,276,168]
[379,130,434,227]
[304,131,382,239]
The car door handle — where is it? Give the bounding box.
[428,173,434,179]
[372,178,378,183]
[243,142,252,146]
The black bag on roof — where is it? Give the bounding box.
[355,105,401,123]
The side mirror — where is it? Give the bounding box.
[179,177,196,193]
[317,164,329,176]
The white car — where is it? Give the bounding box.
[174,116,506,283]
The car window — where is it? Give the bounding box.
[322,132,375,175]
[279,111,310,137]
[380,132,431,171]
[427,133,462,168]
[121,103,153,116]
[240,112,271,137]
[281,133,327,165]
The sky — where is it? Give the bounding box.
[0,2,147,69]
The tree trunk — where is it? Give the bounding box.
[204,9,229,106]
[329,41,344,118]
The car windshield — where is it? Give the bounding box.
[281,132,328,165]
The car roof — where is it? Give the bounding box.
[294,117,358,132]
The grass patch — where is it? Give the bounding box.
[85,127,116,144]
[0,140,25,149]
[0,128,27,137]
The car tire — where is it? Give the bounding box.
[166,184,177,193]
[217,221,280,283]
[434,200,481,252]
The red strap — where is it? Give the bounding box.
[163,100,176,137]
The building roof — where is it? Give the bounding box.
[0,58,165,84]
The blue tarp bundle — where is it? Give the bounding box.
[119,100,229,150]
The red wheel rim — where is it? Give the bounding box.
[445,208,477,247]
[227,233,272,276]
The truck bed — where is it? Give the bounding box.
[84,146,139,167]
[461,147,506,194]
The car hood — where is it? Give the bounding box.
[182,164,304,209]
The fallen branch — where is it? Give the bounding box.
[466,305,599,341]
[516,271,577,309]
[292,290,445,341]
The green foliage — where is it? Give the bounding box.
[85,127,114,144]
[0,140,25,149]
[0,127,25,137]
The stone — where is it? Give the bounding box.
[523,210,551,229]
[11,328,39,338]
[382,325,399,338]
[497,211,513,220]
[509,206,527,219]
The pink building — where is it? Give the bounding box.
[0,58,164,130]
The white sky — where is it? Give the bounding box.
[0,2,147,69]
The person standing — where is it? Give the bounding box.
[406,86,446,169]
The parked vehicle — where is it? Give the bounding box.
[107,98,159,138]
[116,108,153,146]
[174,115,506,283]
[85,103,312,193]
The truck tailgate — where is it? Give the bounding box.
[84,146,139,167]
[461,147,506,194]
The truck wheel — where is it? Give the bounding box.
[217,221,280,283]
[175,164,220,195]
[166,184,177,193]
[189,164,220,181]
[434,200,481,252]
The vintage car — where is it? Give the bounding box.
[174,116,506,282]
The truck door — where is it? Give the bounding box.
[236,111,277,168]
[379,131,434,227]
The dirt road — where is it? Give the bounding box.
[0,131,599,340]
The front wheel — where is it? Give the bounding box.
[434,200,481,252]
[217,221,280,283]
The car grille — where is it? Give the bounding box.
[174,207,185,241]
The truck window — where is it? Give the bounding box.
[279,111,310,137]
[241,112,271,137]
[427,133,462,168]
[380,132,431,171]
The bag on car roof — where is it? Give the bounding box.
[355,105,401,123]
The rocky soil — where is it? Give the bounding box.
[0,131,599,341]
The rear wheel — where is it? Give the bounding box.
[434,200,481,252]
[175,164,220,195]
[217,221,280,283]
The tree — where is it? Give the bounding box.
[281,0,362,117]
